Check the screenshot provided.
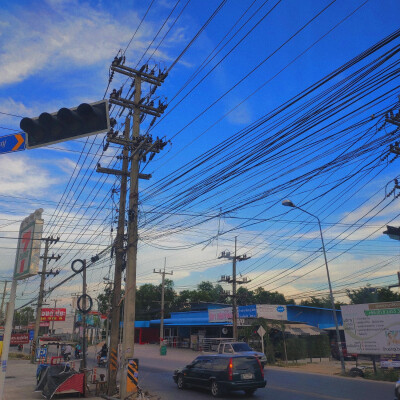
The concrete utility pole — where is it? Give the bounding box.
[219,237,251,340]
[153,259,173,346]
[99,116,130,395]
[104,59,168,399]
[31,236,61,363]
[0,281,8,323]
[121,74,141,398]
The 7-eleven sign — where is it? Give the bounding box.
[13,209,44,280]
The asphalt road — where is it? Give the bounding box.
[137,363,395,400]
[22,345,396,400]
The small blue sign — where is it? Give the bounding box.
[238,305,257,318]
[2,360,6,372]
[35,347,47,361]
[276,306,285,313]
[0,132,26,154]
[29,330,34,340]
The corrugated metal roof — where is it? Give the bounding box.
[283,323,326,336]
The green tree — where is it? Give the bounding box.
[253,287,292,304]
[173,281,228,311]
[97,285,113,314]
[14,307,34,327]
[346,285,400,304]
[236,287,255,306]
[300,296,344,309]
[136,279,176,320]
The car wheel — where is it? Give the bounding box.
[244,388,257,396]
[177,374,186,390]
[210,380,224,397]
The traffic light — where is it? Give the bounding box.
[383,225,400,240]
[20,100,110,149]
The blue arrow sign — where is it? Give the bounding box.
[0,132,26,154]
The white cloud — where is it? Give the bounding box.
[0,1,171,86]
[0,154,57,196]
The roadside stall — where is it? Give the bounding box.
[35,356,85,399]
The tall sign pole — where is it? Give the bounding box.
[0,209,44,400]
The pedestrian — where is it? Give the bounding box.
[64,343,72,361]
[100,343,108,358]
[75,343,81,359]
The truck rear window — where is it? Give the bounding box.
[232,343,252,352]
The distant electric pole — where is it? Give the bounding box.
[101,57,168,399]
[51,299,57,334]
[0,281,8,324]
[219,236,251,340]
[31,236,61,363]
[154,259,173,347]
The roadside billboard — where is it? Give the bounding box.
[13,209,44,280]
[341,302,400,355]
[256,304,287,320]
[10,333,29,345]
[40,308,66,322]
[76,312,102,327]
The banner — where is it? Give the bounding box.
[76,312,101,327]
[256,304,287,320]
[40,308,66,322]
[341,302,400,355]
[10,333,29,345]
[238,305,257,318]
[208,308,232,323]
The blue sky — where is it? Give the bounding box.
[1,0,400,311]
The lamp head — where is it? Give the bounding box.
[282,199,296,208]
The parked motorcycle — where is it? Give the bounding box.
[97,353,107,367]
[62,350,71,361]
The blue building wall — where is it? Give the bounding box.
[147,305,342,329]
[287,305,342,329]
[151,310,227,326]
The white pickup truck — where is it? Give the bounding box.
[217,342,267,367]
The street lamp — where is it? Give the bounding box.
[282,199,346,374]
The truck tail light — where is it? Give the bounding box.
[228,358,233,381]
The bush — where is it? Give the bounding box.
[305,335,330,359]
[363,368,399,382]
[9,352,30,360]
[285,337,307,361]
